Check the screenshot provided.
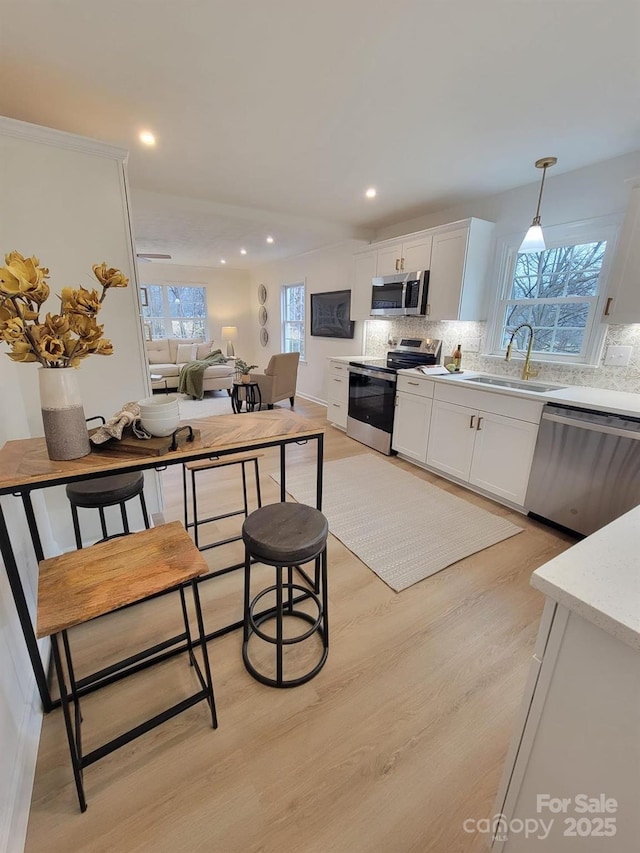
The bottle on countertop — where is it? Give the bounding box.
[453,343,462,371]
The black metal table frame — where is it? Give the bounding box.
[0,429,324,713]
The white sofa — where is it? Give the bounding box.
[145,338,235,393]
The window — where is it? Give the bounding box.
[281,282,305,360]
[489,221,617,364]
[141,284,207,339]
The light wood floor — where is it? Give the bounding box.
[25,397,574,853]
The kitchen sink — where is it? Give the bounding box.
[461,376,567,393]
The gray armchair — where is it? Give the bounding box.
[250,352,300,409]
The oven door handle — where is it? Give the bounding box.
[348,365,397,383]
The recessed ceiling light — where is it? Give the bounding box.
[365,187,377,199]
[220,259,226,265]
[240,248,247,255]
[139,130,156,147]
[266,236,274,244]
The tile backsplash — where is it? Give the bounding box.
[364,319,640,393]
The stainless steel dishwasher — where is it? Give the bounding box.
[526,403,640,536]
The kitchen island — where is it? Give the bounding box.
[489,505,640,851]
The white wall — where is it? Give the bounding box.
[137,262,252,360]
[375,150,640,243]
[249,241,369,402]
[0,117,150,851]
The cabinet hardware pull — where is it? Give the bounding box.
[469,415,476,429]
[401,258,405,271]
[333,378,342,382]
[332,403,340,408]
[426,303,430,315]
[604,297,613,316]
[395,258,400,271]
[407,381,420,386]
[476,416,483,431]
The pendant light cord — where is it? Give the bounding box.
[532,165,548,226]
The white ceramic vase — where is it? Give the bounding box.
[38,367,91,460]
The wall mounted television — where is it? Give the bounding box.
[310,290,355,339]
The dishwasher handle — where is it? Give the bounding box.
[542,411,640,441]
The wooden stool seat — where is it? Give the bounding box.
[38,522,208,637]
[37,522,217,812]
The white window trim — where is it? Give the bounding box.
[485,216,621,366]
[281,280,307,363]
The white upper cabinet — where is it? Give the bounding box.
[376,242,405,276]
[350,217,493,323]
[377,236,432,276]
[427,219,494,321]
[351,248,378,320]
[603,182,640,324]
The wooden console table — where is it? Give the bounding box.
[0,409,324,712]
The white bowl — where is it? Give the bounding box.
[139,407,180,420]
[138,395,180,414]
[140,412,181,437]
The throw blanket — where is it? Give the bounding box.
[178,350,228,400]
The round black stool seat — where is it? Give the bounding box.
[242,502,328,566]
[66,472,145,508]
[65,472,149,549]
[242,502,329,688]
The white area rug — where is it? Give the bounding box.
[274,454,523,592]
[176,392,233,420]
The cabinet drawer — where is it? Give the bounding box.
[434,382,543,423]
[329,361,349,378]
[327,399,347,428]
[397,374,434,398]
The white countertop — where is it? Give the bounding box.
[530,506,640,650]
[397,368,640,417]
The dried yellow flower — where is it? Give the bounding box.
[0,252,127,368]
[92,263,129,289]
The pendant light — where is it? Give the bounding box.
[519,156,557,253]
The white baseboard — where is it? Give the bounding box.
[296,392,327,406]
[1,661,46,853]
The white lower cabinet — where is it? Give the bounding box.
[326,360,349,429]
[492,605,640,851]
[426,394,540,506]
[425,399,476,480]
[391,375,435,462]
[469,411,539,505]
[392,392,432,461]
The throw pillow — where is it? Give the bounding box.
[176,343,197,364]
[196,340,214,360]
[148,349,168,364]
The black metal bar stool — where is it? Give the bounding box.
[66,472,150,550]
[36,522,217,812]
[242,502,329,688]
[182,453,262,552]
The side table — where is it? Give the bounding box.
[150,373,168,393]
[231,381,262,413]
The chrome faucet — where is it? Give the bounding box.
[505,323,539,381]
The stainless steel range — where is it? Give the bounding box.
[346,338,441,455]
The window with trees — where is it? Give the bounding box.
[141,284,207,339]
[281,282,306,360]
[490,221,617,364]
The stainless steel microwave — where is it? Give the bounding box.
[370,270,429,316]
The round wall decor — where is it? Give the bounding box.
[258,284,267,305]
[258,305,267,326]
[260,327,269,347]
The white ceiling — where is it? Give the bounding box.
[1,0,639,268]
